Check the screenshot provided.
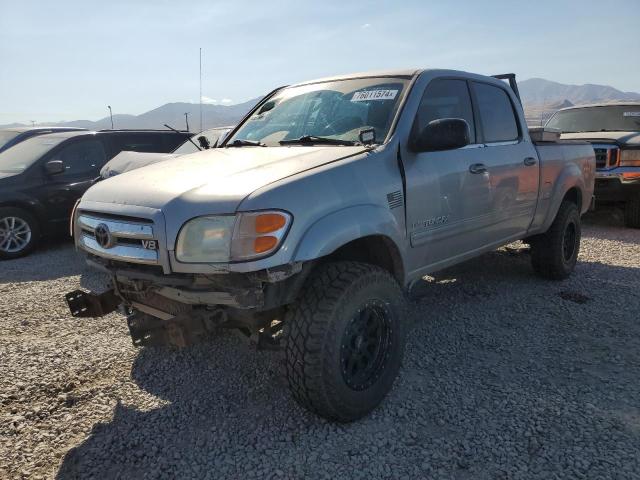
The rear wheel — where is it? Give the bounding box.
[283,261,407,422]
[624,195,640,228]
[530,200,581,280]
[0,207,40,260]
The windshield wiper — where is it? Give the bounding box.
[227,139,266,147]
[279,135,359,146]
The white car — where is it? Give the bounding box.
[99,126,232,179]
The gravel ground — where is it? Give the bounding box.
[1,206,639,480]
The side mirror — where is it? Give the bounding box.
[44,160,65,175]
[412,118,470,152]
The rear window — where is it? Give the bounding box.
[109,133,187,154]
[473,82,519,143]
[55,139,107,176]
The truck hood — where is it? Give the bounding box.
[560,131,640,146]
[83,145,367,216]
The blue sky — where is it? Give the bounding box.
[1,0,638,124]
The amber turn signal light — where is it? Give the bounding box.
[255,213,287,234]
[254,236,278,253]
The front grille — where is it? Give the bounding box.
[77,212,159,265]
[592,145,619,169]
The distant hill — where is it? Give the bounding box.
[1,98,261,131]
[520,78,640,126]
[3,77,640,130]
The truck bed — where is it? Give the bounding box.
[529,139,595,232]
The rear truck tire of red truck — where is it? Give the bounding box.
[624,195,640,229]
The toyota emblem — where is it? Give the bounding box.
[94,223,113,249]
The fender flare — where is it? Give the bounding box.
[540,162,584,232]
[292,204,405,265]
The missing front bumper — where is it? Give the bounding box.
[65,289,120,318]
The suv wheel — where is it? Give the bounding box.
[0,207,40,260]
[624,195,640,228]
[283,261,407,422]
[530,200,581,280]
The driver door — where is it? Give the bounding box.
[402,78,493,270]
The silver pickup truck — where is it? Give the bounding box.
[65,69,595,422]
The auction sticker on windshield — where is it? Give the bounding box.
[351,90,398,102]
[623,112,640,117]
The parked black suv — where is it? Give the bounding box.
[0,127,88,153]
[0,129,190,258]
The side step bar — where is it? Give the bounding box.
[65,289,120,318]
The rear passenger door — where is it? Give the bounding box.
[403,78,494,268]
[470,81,540,241]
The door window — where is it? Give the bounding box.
[472,82,519,143]
[56,139,107,176]
[413,79,476,144]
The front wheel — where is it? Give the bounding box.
[0,207,40,260]
[283,262,407,422]
[530,200,581,280]
[624,195,640,228]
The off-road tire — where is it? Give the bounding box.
[530,201,581,280]
[624,195,640,229]
[283,261,407,422]
[0,207,40,260]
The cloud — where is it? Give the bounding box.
[199,96,234,105]
[361,23,371,29]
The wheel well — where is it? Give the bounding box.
[563,187,581,208]
[322,235,405,284]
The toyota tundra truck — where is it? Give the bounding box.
[65,69,595,422]
[546,102,640,227]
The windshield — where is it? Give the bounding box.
[0,135,67,173]
[0,131,21,150]
[227,77,410,146]
[546,105,640,133]
[173,127,231,154]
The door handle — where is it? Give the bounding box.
[524,157,537,166]
[469,163,487,174]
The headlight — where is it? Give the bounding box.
[620,149,640,167]
[175,210,292,263]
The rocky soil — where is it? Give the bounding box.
[1,207,639,479]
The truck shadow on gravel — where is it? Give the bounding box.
[56,246,640,479]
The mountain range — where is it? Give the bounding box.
[2,78,639,130]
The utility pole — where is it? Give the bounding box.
[184,112,190,132]
[107,105,114,129]
[199,47,203,131]
[30,120,35,126]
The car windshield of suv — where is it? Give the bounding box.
[227,77,410,147]
[0,135,67,173]
[546,105,640,133]
[173,127,231,154]
[0,131,21,150]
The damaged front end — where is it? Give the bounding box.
[65,254,311,349]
